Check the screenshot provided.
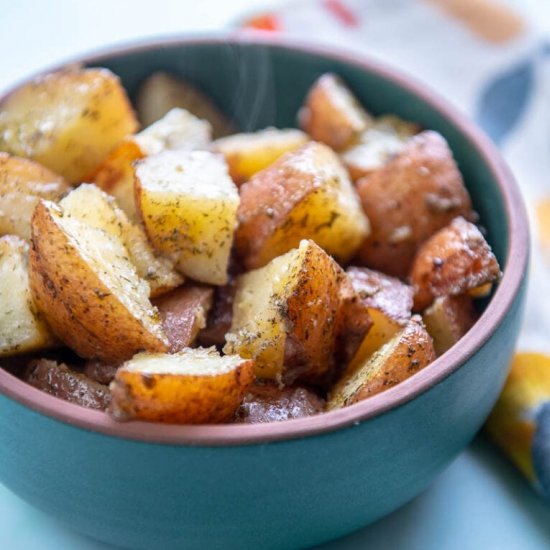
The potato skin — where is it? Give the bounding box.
[198,278,237,348]
[29,201,169,363]
[153,286,214,352]
[423,295,478,356]
[109,350,255,424]
[0,68,138,183]
[410,216,501,311]
[25,359,111,410]
[327,316,436,409]
[299,73,370,151]
[354,131,474,279]
[0,153,68,240]
[84,360,119,385]
[235,383,325,423]
[235,141,369,270]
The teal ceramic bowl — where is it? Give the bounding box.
[0,35,529,549]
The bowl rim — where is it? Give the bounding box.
[0,32,529,447]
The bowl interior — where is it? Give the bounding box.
[90,39,508,266]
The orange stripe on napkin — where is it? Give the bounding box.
[425,0,525,43]
[536,198,550,264]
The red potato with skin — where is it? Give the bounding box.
[327,316,436,409]
[354,131,475,279]
[153,286,214,352]
[235,383,325,423]
[410,216,501,311]
[235,141,369,270]
[299,73,371,151]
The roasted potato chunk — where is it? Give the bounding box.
[25,359,111,410]
[212,127,309,185]
[423,295,478,356]
[410,216,501,311]
[355,131,474,278]
[299,73,371,151]
[0,153,68,240]
[235,383,325,423]
[341,115,419,181]
[135,150,239,285]
[327,316,436,409]
[60,184,183,297]
[153,286,214,352]
[235,141,369,270]
[0,68,138,183]
[92,108,212,219]
[0,236,55,356]
[109,348,254,423]
[84,360,119,385]
[198,278,238,348]
[224,240,342,384]
[29,200,169,363]
[136,72,235,137]
[345,267,414,371]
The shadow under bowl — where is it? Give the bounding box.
[0,34,529,550]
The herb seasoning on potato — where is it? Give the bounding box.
[0,67,501,424]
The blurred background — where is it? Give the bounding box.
[1,1,550,549]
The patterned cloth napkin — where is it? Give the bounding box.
[241,0,550,498]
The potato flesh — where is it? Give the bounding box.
[92,108,211,221]
[410,216,501,311]
[0,153,68,240]
[299,73,371,151]
[136,72,235,138]
[235,141,369,270]
[135,150,239,285]
[0,68,138,183]
[328,316,436,409]
[30,200,168,362]
[0,236,55,355]
[60,184,183,297]
[212,127,309,184]
[224,240,341,384]
[341,115,419,181]
[423,295,477,356]
[109,348,255,423]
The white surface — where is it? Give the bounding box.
[0,1,549,548]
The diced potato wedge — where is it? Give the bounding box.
[410,216,501,311]
[198,278,238,348]
[235,141,369,270]
[344,267,413,371]
[298,73,371,151]
[92,108,212,220]
[341,115,419,181]
[136,72,235,138]
[235,383,325,423]
[109,348,254,423]
[29,199,169,363]
[153,286,214,352]
[212,127,309,185]
[355,131,474,278]
[60,184,183,297]
[224,240,341,384]
[0,236,55,356]
[0,153,68,240]
[0,68,138,183]
[327,316,436,409]
[333,269,373,368]
[25,359,111,410]
[423,295,478,356]
[135,150,239,285]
